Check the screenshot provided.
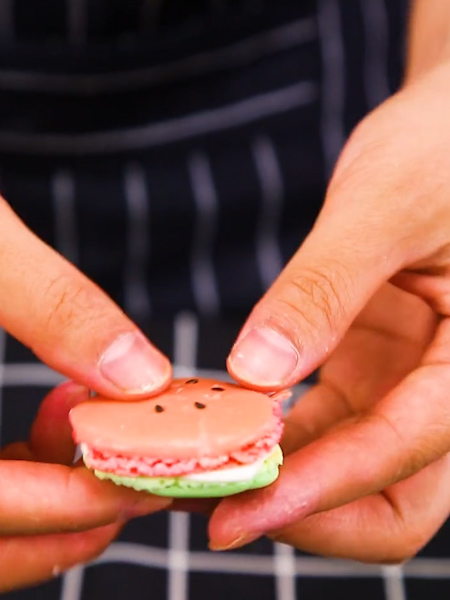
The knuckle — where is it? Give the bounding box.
[377,504,436,564]
[275,263,350,337]
[40,274,107,339]
[45,277,86,328]
[354,526,427,565]
[363,412,430,484]
[380,533,426,564]
[400,515,438,559]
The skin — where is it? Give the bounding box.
[3,0,450,587]
[207,2,450,562]
[0,198,172,399]
[0,382,170,592]
[0,195,172,589]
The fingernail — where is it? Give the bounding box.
[229,327,299,387]
[99,332,169,393]
[122,496,172,519]
[209,533,261,551]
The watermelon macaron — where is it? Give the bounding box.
[69,378,290,498]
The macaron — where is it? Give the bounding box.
[69,378,290,498]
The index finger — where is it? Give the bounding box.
[0,460,171,535]
[209,320,450,549]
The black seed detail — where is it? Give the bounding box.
[155,405,164,413]
[185,379,198,384]
[195,402,206,409]
[211,386,224,392]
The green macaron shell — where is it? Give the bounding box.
[92,445,283,498]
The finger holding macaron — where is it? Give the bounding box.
[0,382,171,592]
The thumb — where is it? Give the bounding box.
[227,90,450,390]
[0,197,171,399]
[227,173,403,390]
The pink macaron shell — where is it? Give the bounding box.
[70,378,279,460]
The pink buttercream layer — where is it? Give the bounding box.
[84,418,283,477]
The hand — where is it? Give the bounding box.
[0,197,171,399]
[208,62,450,562]
[0,382,171,592]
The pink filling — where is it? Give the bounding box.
[83,415,283,478]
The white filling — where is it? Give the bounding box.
[82,443,272,484]
[181,456,268,483]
